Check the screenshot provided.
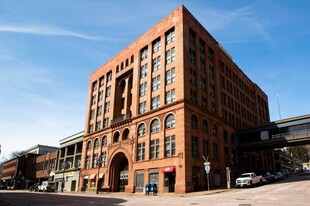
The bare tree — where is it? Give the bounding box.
[8,150,25,159]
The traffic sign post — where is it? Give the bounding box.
[204,161,211,191]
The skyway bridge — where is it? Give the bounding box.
[237,114,310,151]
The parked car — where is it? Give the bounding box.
[262,172,275,184]
[28,183,40,192]
[236,172,263,187]
[38,181,55,192]
[0,184,7,190]
[29,183,40,192]
[274,172,284,181]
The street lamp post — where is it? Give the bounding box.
[96,157,104,194]
[61,162,67,193]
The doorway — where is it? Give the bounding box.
[110,152,129,192]
[164,172,175,192]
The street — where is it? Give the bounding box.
[1,174,310,206]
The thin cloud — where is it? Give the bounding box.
[0,24,104,41]
[201,5,270,41]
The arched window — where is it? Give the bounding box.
[123,128,130,140]
[212,123,217,136]
[165,114,175,129]
[191,114,198,129]
[150,119,160,133]
[94,138,100,149]
[102,136,107,146]
[87,141,92,151]
[113,132,120,143]
[202,119,208,133]
[137,123,146,137]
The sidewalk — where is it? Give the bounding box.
[54,188,231,198]
[0,188,232,198]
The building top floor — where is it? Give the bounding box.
[59,131,84,148]
[24,144,58,155]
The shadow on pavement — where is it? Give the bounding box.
[0,192,127,206]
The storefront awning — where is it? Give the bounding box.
[1,176,12,180]
[99,173,104,179]
[89,174,96,179]
[160,166,175,173]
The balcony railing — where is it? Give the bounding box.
[111,113,131,128]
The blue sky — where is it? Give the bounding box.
[0,0,309,160]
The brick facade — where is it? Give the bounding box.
[80,5,271,194]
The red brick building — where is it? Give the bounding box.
[80,5,270,194]
[34,151,58,184]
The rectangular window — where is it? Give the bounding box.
[107,71,112,82]
[90,109,94,120]
[99,76,105,88]
[165,89,176,104]
[103,117,109,128]
[166,47,175,64]
[137,142,145,161]
[106,86,111,97]
[91,95,96,105]
[209,66,215,80]
[203,140,209,158]
[152,56,161,72]
[92,81,97,92]
[97,106,102,116]
[165,135,175,157]
[104,101,110,113]
[152,38,161,53]
[166,67,176,84]
[98,91,103,102]
[199,38,205,53]
[139,82,147,97]
[101,151,107,167]
[201,96,207,110]
[140,64,148,78]
[85,155,91,169]
[210,84,215,97]
[211,101,216,114]
[95,121,101,131]
[138,101,147,114]
[189,28,196,45]
[150,139,159,159]
[151,75,160,91]
[190,49,195,64]
[192,136,198,157]
[88,124,93,133]
[201,77,206,92]
[213,143,219,162]
[151,95,160,110]
[190,68,196,85]
[208,47,214,62]
[166,27,175,45]
[190,89,197,104]
[140,46,148,60]
[93,154,99,168]
[200,57,206,72]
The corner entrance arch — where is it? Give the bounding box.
[109,152,129,192]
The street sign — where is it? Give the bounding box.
[204,162,211,173]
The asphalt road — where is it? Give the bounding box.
[1,174,310,206]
